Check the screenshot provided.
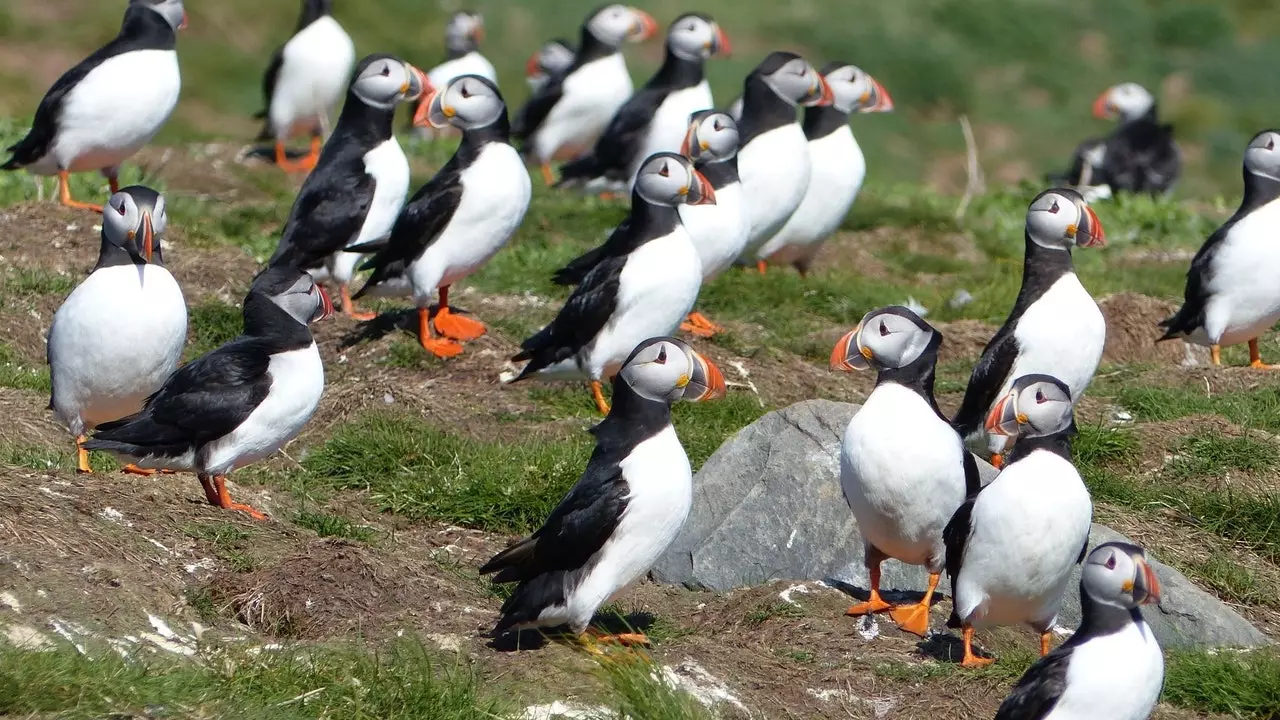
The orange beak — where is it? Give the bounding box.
[472,25,485,43]
[1092,91,1113,120]
[984,392,1025,437]
[803,75,836,107]
[525,51,542,78]
[408,66,429,102]
[1077,206,1106,248]
[140,213,154,263]
[178,11,188,31]
[412,87,439,128]
[689,170,716,205]
[317,286,335,321]
[830,324,870,372]
[679,122,695,157]
[631,9,659,41]
[1136,557,1162,606]
[684,351,727,401]
[862,76,894,113]
[714,26,732,56]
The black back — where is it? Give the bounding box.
[3,6,178,169]
[737,52,803,148]
[1061,108,1180,195]
[255,0,334,128]
[512,11,624,144]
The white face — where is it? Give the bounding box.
[587,5,656,47]
[634,153,712,206]
[619,337,725,404]
[133,0,186,32]
[1082,543,1162,609]
[823,64,894,114]
[537,40,575,76]
[103,187,167,261]
[985,374,1074,439]
[666,15,727,61]
[830,307,934,372]
[1026,190,1105,250]
[683,112,738,163]
[425,75,504,130]
[1245,131,1280,182]
[269,271,333,325]
[1096,82,1154,122]
[352,57,426,110]
[763,57,832,107]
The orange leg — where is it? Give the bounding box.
[432,286,487,341]
[846,560,893,616]
[339,284,377,322]
[756,260,767,275]
[198,474,220,506]
[591,380,611,415]
[274,141,309,173]
[123,464,155,476]
[57,171,101,212]
[1040,631,1052,657]
[1211,344,1221,366]
[990,453,1004,470]
[960,626,994,668]
[75,435,91,474]
[299,135,322,172]
[1249,338,1279,369]
[212,475,268,521]
[541,163,555,186]
[418,307,463,358]
[598,191,622,201]
[680,311,722,338]
[106,173,120,194]
[588,630,650,647]
[888,572,940,637]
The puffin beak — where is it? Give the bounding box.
[629,9,659,42]
[984,391,1025,438]
[316,286,335,322]
[860,76,895,113]
[1132,555,1162,606]
[679,122,697,157]
[688,170,716,205]
[1092,91,1115,120]
[803,75,836,107]
[683,351,727,402]
[140,213,154,263]
[711,25,732,56]
[1076,205,1106,248]
[178,11,188,31]
[402,65,428,101]
[830,324,872,372]
[525,51,542,79]
[471,24,485,43]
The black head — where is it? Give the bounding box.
[248,265,334,326]
[634,152,716,207]
[129,0,187,31]
[665,13,730,62]
[584,4,658,47]
[1244,130,1280,183]
[748,52,833,107]
[445,11,485,55]
[681,110,739,164]
[819,62,894,115]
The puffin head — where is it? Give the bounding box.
[103,186,168,264]
[1026,187,1106,251]
[131,0,187,32]
[984,374,1074,439]
[1082,542,1162,609]
[414,74,505,130]
[635,152,716,207]
[681,110,739,164]
[830,306,936,373]
[753,52,833,108]
[250,265,334,326]
[525,38,575,86]
[665,13,731,62]
[350,55,429,111]
[618,337,726,405]
[445,11,485,54]
[1244,130,1280,183]
[586,5,659,48]
[1092,82,1154,123]
[821,62,893,115]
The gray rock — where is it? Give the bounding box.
[654,399,1269,648]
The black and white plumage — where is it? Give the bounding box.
[482,337,725,643]
[996,542,1163,720]
[952,189,1106,466]
[267,54,427,321]
[1159,130,1280,367]
[1055,83,1180,200]
[407,11,498,138]
[353,75,531,358]
[555,14,729,194]
[511,4,659,186]
[524,38,575,93]
[84,264,334,520]
[831,306,980,638]
[509,152,715,415]
[733,52,834,265]
[944,375,1092,667]
[756,63,893,274]
[47,186,187,473]
[254,0,355,172]
[2,0,186,212]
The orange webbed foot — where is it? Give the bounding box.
[75,436,92,474]
[421,336,464,358]
[888,602,932,637]
[212,476,269,521]
[434,308,487,341]
[845,598,892,617]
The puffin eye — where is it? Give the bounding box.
[1105,554,1117,570]
[1035,390,1047,404]
[1049,201,1060,214]
[713,120,723,131]
[380,65,390,77]
[655,347,667,364]
[1269,138,1276,151]
[116,201,127,216]
[879,321,889,336]
[658,163,670,178]
[461,85,472,99]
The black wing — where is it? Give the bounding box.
[1159,222,1227,339]
[994,647,1074,720]
[254,45,285,129]
[555,87,668,184]
[551,217,631,286]
[269,147,374,268]
[84,339,273,456]
[512,255,625,376]
[511,75,565,146]
[951,327,1019,437]
[943,460,985,629]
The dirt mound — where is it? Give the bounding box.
[937,318,998,364]
[1099,292,1210,365]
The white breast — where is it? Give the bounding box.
[36,50,181,175]
[557,425,693,631]
[841,383,968,570]
[202,343,325,476]
[269,17,356,138]
[403,143,532,302]
[629,81,715,184]
[679,179,750,280]
[48,264,187,436]
[427,51,498,90]
[954,450,1093,629]
[1007,273,1105,406]
[531,54,633,164]
[1199,199,1280,346]
[1046,621,1164,720]
[737,124,812,254]
[757,127,864,265]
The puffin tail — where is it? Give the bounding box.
[1156,305,1198,342]
[553,155,602,189]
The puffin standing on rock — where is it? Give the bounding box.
[85,264,334,520]
[353,75,531,358]
[756,63,893,274]
[996,542,1163,720]
[1159,130,1280,368]
[47,186,187,475]
[555,13,730,195]
[512,4,659,186]
[945,374,1093,667]
[483,337,725,648]
[254,0,356,173]
[508,153,715,414]
[2,0,187,211]
[831,306,979,637]
[268,54,428,321]
[952,188,1106,467]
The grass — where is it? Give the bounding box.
[293,510,378,543]
[186,299,245,357]
[743,601,807,627]
[1163,647,1280,719]
[4,266,74,297]
[1116,386,1280,432]
[595,656,716,720]
[183,521,260,573]
[0,342,50,392]
[1164,432,1280,482]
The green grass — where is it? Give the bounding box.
[0,342,50,393]
[1163,647,1280,719]
[1116,386,1280,431]
[595,656,715,720]
[186,299,244,357]
[1185,556,1275,607]
[743,600,806,627]
[4,266,74,297]
[293,510,378,543]
[1165,432,1280,482]
[183,521,260,573]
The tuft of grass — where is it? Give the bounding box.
[292,510,377,543]
[0,441,117,474]
[0,342,50,393]
[1116,386,1280,432]
[5,267,75,297]
[1185,556,1273,606]
[1164,432,1280,481]
[186,300,243,358]
[743,601,806,627]
[185,587,220,623]
[183,522,259,573]
[777,648,816,664]
[1163,647,1280,719]
[594,656,715,720]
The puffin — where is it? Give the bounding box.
[254,0,356,173]
[407,11,498,139]
[555,14,730,195]
[508,152,715,414]
[1057,83,1180,198]
[525,38,575,93]
[676,110,748,337]
[512,4,659,186]
[47,186,187,475]
[267,54,428,321]
[733,52,834,271]
[482,336,726,647]
[84,263,334,520]
[755,63,894,274]
[944,374,1093,667]
[352,75,531,358]
[952,188,1106,468]
[2,0,186,212]
[1159,130,1280,368]
[996,542,1163,720]
[831,306,979,637]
